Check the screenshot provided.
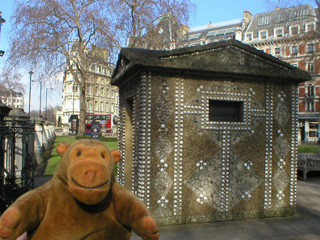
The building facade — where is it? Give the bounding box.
[177,11,252,47]
[0,89,24,109]
[178,4,320,143]
[242,4,320,143]
[56,47,119,133]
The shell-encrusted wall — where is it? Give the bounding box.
[118,72,298,225]
[112,40,309,226]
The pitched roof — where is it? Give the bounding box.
[189,18,242,33]
[179,19,242,43]
[246,4,316,39]
[112,39,310,85]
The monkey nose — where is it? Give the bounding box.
[86,170,96,182]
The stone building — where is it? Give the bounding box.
[111,40,310,225]
[242,4,320,143]
[56,46,119,130]
[178,4,320,143]
[0,89,24,109]
[177,11,252,47]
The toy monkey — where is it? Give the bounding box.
[0,139,159,240]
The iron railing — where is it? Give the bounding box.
[0,118,36,213]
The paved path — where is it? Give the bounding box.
[34,175,320,239]
[132,178,320,240]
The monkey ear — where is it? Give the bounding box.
[56,142,71,157]
[111,149,121,163]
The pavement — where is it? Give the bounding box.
[34,175,320,240]
[132,177,320,240]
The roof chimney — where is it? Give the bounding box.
[243,10,252,21]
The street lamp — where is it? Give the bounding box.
[28,70,34,117]
[32,79,42,117]
[46,87,53,119]
[0,12,6,57]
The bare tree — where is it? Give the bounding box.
[106,0,195,50]
[8,0,194,135]
[0,67,25,93]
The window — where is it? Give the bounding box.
[292,45,298,56]
[274,28,283,38]
[216,29,226,36]
[309,122,319,137]
[258,16,271,26]
[307,84,314,96]
[309,131,318,137]
[290,26,299,35]
[276,13,286,23]
[246,33,253,41]
[294,9,308,19]
[259,30,268,40]
[306,23,315,32]
[87,100,90,110]
[188,33,201,40]
[307,43,314,54]
[307,101,315,112]
[275,47,281,55]
[307,63,314,73]
[191,42,201,46]
[310,122,319,130]
[96,86,99,96]
[209,100,243,122]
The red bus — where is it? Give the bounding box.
[85,114,112,135]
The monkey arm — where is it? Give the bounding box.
[113,184,159,240]
[0,183,49,240]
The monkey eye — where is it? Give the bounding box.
[77,151,81,157]
[101,153,105,159]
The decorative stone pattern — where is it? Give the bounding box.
[184,152,222,211]
[113,41,308,226]
[173,78,184,216]
[117,104,126,186]
[220,131,231,212]
[184,80,263,214]
[264,82,273,210]
[157,196,169,208]
[290,86,298,206]
[136,72,152,208]
[273,85,292,209]
[118,76,299,225]
[152,77,174,215]
[196,160,207,171]
[131,97,136,192]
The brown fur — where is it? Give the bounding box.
[0,139,159,240]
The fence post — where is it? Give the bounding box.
[0,108,35,213]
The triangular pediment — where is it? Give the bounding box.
[112,40,310,85]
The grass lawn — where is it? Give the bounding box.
[45,136,318,175]
[44,136,118,175]
[298,144,319,153]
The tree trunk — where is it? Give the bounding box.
[78,85,87,136]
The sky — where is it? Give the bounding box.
[0,0,317,112]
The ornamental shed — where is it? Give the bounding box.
[111,39,310,225]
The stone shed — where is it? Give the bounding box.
[111,39,310,225]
